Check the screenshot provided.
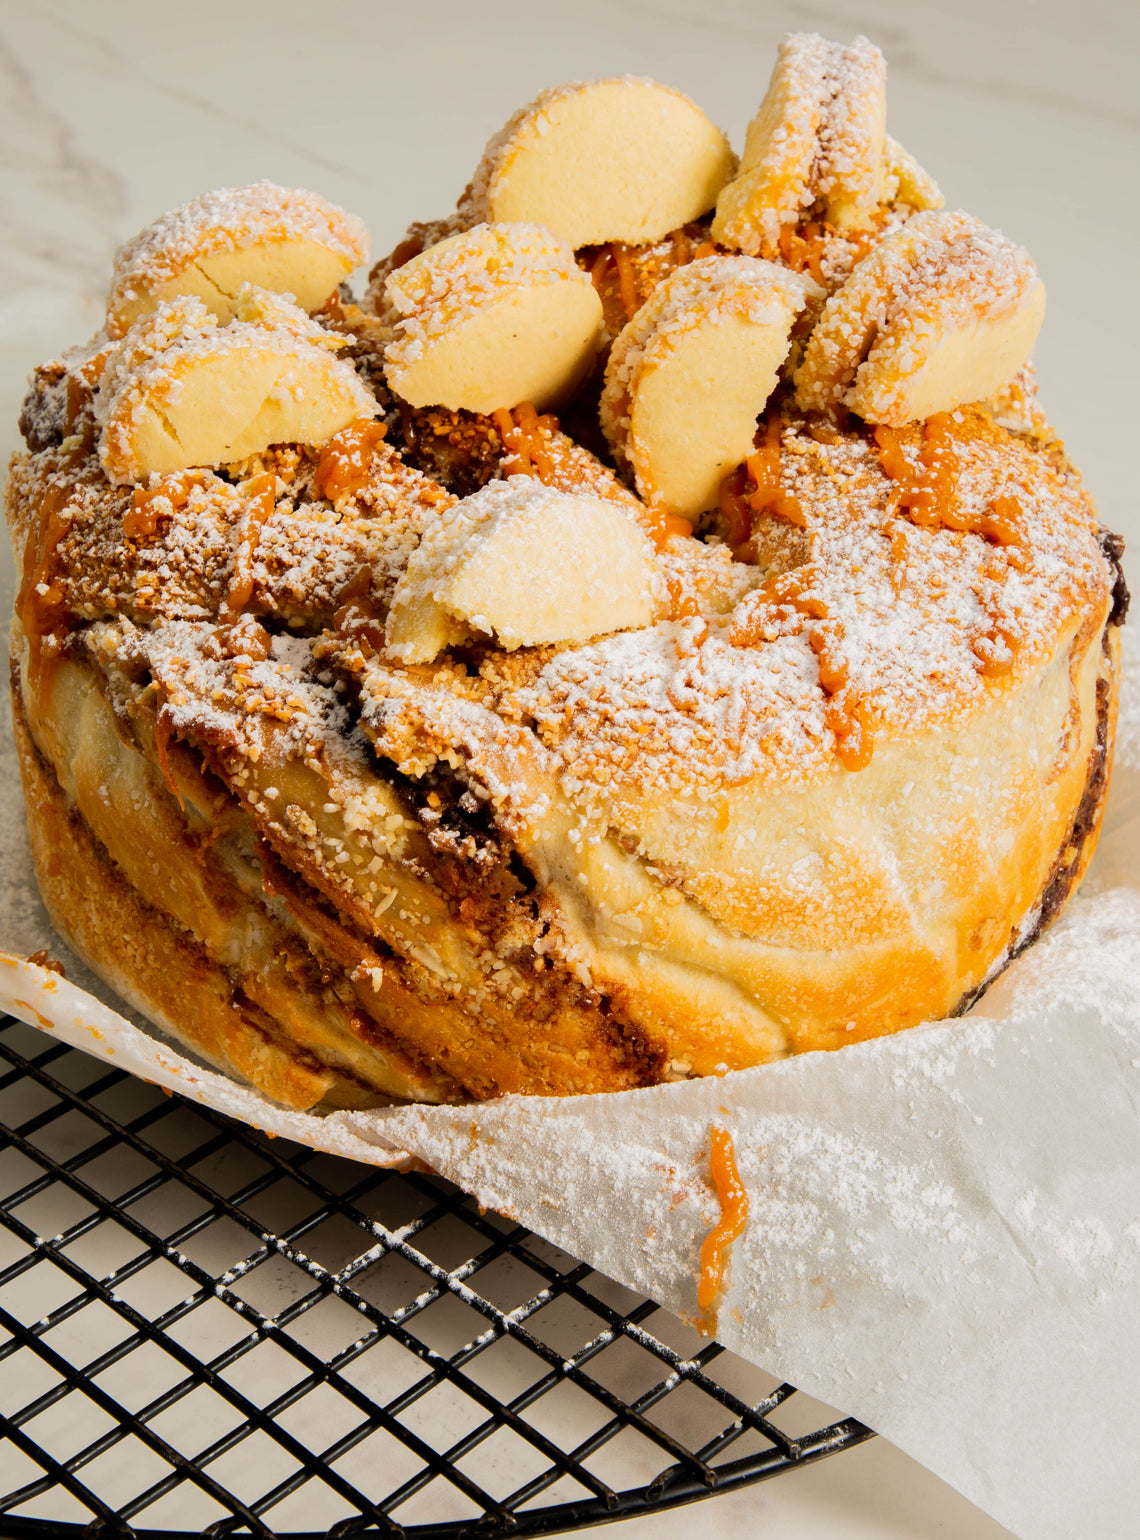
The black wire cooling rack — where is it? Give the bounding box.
[0,1010,873,1538]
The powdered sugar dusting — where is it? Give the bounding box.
[714,33,887,253]
[10,433,453,627]
[811,34,886,216]
[514,409,1107,802]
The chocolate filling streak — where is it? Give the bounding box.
[1099,526,1131,628]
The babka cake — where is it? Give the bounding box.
[6,34,1126,1109]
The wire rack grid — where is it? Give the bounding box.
[0,1010,873,1538]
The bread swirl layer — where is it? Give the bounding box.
[9,579,1118,1107]
[11,627,663,1103]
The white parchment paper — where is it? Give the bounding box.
[2,628,1138,1540]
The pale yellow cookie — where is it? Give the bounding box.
[386,477,660,662]
[794,209,1045,424]
[106,181,369,338]
[383,223,603,414]
[467,77,736,248]
[883,134,943,212]
[97,289,377,484]
[600,256,816,517]
[383,582,474,666]
[713,34,887,253]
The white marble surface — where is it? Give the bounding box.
[1,1,1134,1534]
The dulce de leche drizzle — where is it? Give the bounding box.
[495,402,692,553]
[730,565,875,771]
[697,1125,750,1317]
[644,508,697,553]
[776,220,828,285]
[590,242,640,321]
[123,471,206,540]
[719,417,806,561]
[315,418,387,502]
[875,413,1028,680]
[493,402,558,480]
[746,417,806,528]
[874,418,1030,545]
[588,226,716,327]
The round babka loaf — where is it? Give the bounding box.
[6,35,1127,1110]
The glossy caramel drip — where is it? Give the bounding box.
[493,402,558,480]
[826,689,875,771]
[971,621,1020,678]
[123,471,206,540]
[65,374,92,434]
[809,616,849,693]
[697,1125,749,1316]
[721,418,805,563]
[727,565,827,647]
[331,600,387,660]
[746,417,806,526]
[222,473,277,619]
[588,243,640,321]
[664,571,701,620]
[876,416,1028,681]
[588,246,611,297]
[315,419,387,502]
[977,495,1023,547]
[760,565,828,619]
[875,416,1027,549]
[610,242,639,320]
[63,349,110,437]
[212,618,272,662]
[729,565,874,768]
[644,509,694,553]
[669,228,691,266]
[496,403,691,551]
[719,465,753,550]
[27,950,65,976]
[334,563,374,609]
[589,227,716,330]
